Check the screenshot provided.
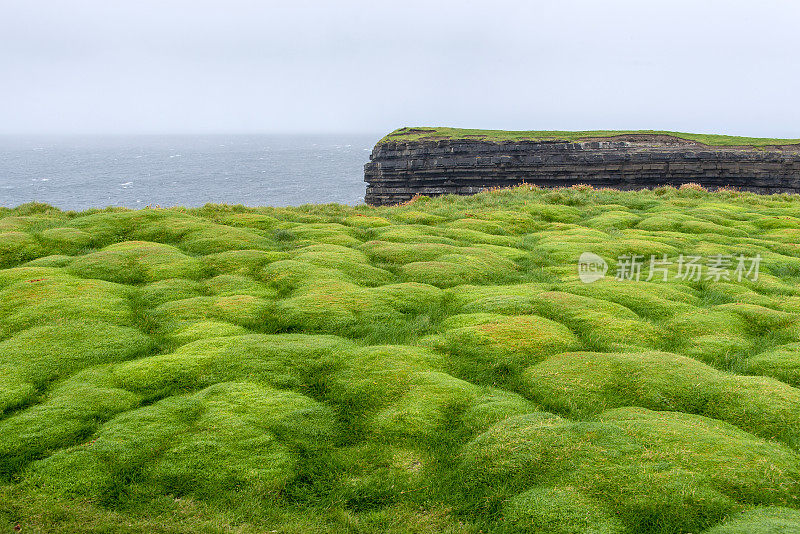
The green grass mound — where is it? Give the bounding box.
[702,507,800,533]
[68,241,204,283]
[521,351,800,447]
[502,486,626,534]
[400,250,518,287]
[431,313,579,383]
[459,408,800,533]
[276,280,401,332]
[0,268,133,336]
[360,240,460,264]
[288,222,361,247]
[6,187,800,532]
[0,368,141,477]
[0,322,152,412]
[261,258,353,293]
[370,371,482,441]
[28,382,334,503]
[369,282,443,314]
[135,278,204,307]
[169,321,250,344]
[343,215,391,228]
[584,210,643,231]
[450,286,661,350]
[202,249,287,276]
[744,343,800,387]
[292,244,395,286]
[562,279,696,319]
[112,334,352,396]
[38,227,93,254]
[0,231,42,268]
[205,274,277,299]
[152,294,275,332]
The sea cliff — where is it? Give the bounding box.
[364,131,800,205]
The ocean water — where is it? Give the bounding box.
[0,134,379,210]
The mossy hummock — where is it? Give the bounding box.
[4,187,800,532]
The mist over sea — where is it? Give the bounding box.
[0,134,378,210]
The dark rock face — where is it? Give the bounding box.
[363,138,800,206]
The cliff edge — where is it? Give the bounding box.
[364,127,800,206]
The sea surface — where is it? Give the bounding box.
[0,134,379,211]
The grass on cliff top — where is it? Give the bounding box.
[379,126,800,147]
[5,185,800,533]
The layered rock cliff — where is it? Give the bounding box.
[364,136,800,206]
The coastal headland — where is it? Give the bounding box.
[365,127,800,205]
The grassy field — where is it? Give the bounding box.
[379,126,800,146]
[4,185,800,532]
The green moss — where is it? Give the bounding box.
[450,287,661,351]
[521,351,714,416]
[169,321,250,345]
[744,343,800,387]
[23,254,73,268]
[460,408,800,533]
[0,270,131,337]
[714,303,799,330]
[503,486,626,534]
[528,203,583,224]
[400,261,471,288]
[261,259,352,293]
[445,218,507,235]
[202,249,287,276]
[113,334,351,396]
[6,188,800,532]
[563,279,696,319]
[702,507,800,533]
[400,251,517,287]
[137,278,205,307]
[360,240,459,264]
[38,227,93,254]
[666,309,753,366]
[28,382,335,502]
[276,280,401,332]
[522,351,800,447]
[0,368,141,476]
[289,223,361,247]
[390,209,446,225]
[293,244,395,286]
[343,215,391,228]
[371,371,481,441]
[69,209,205,246]
[68,241,204,284]
[369,282,443,314]
[461,389,540,434]
[435,313,579,383]
[152,294,275,332]
[440,227,520,247]
[0,322,152,411]
[327,345,444,410]
[177,224,275,254]
[374,224,455,244]
[215,212,279,230]
[584,210,642,231]
[205,274,277,299]
[0,231,42,267]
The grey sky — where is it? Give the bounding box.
[2,0,798,137]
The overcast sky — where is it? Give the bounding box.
[2,0,799,137]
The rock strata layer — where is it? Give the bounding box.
[364,137,800,206]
